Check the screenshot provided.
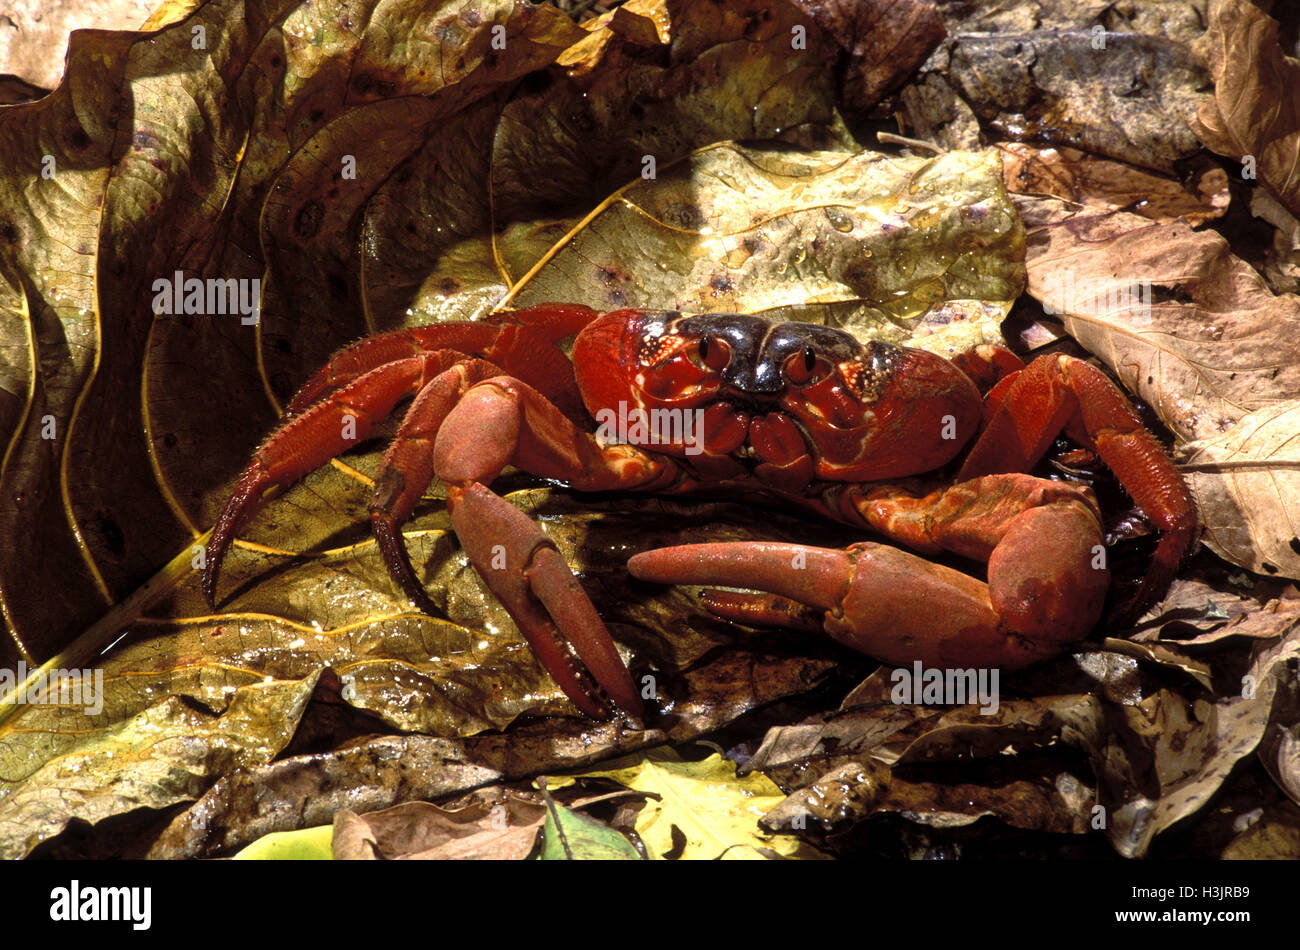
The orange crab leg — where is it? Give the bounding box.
[286,305,598,421]
[957,353,1196,619]
[365,358,521,616]
[383,375,680,717]
[202,351,474,606]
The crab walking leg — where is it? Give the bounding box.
[629,493,1109,670]
[367,358,528,615]
[287,304,599,421]
[956,353,1197,618]
[408,376,678,717]
[202,351,478,606]
[287,324,507,415]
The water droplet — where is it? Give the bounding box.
[825,208,853,232]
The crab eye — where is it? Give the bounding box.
[696,334,730,371]
[784,345,823,384]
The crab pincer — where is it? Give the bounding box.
[628,491,1112,672]
[426,378,654,718]
[443,481,643,718]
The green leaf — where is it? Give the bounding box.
[536,801,641,861]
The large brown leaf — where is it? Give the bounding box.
[1192,0,1300,219]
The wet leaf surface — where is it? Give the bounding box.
[0,0,1298,861]
[0,674,320,859]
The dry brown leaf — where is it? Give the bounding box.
[999,143,1229,225]
[1191,0,1300,218]
[1181,402,1300,579]
[789,0,946,113]
[1133,553,1297,634]
[0,0,158,92]
[332,790,546,860]
[1249,189,1300,296]
[557,0,671,72]
[1015,195,1300,579]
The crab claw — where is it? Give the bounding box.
[448,482,644,719]
[629,512,1106,672]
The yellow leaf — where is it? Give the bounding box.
[562,748,827,860]
[140,0,205,31]
[234,824,334,860]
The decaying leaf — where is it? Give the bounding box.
[0,673,320,859]
[750,613,1300,857]
[1249,189,1300,297]
[753,685,1100,842]
[1192,0,1300,218]
[789,0,946,113]
[1132,553,1300,645]
[999,143,1229,226]
[137,636,844,859]
[332,788,547,859]
[0,0,159,93]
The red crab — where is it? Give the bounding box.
[203,304,1196,719]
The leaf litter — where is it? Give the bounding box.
[0,0,1298,860]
